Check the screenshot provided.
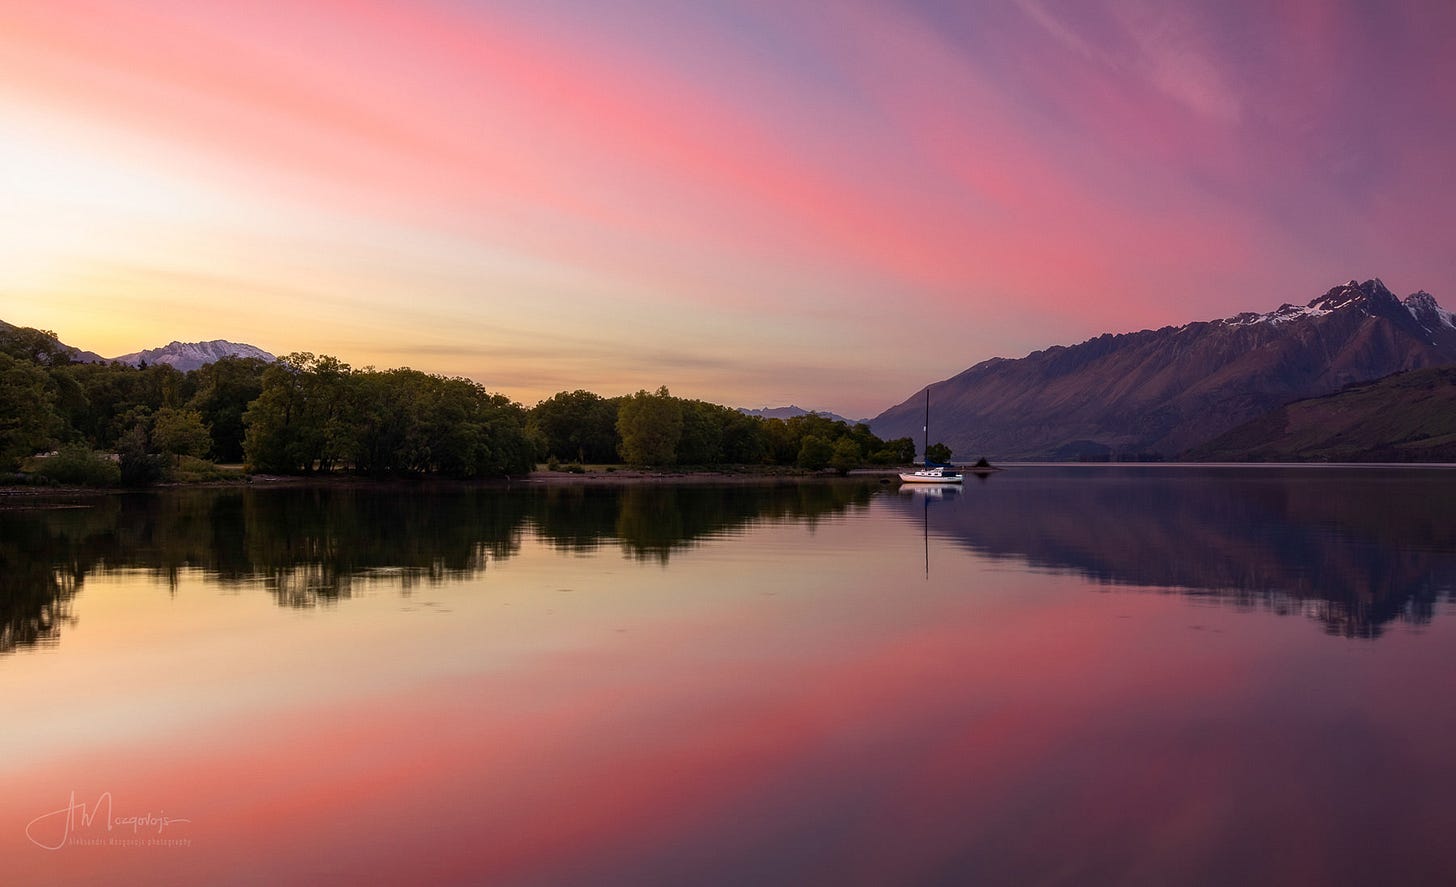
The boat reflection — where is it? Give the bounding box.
[6,467,1456,654]
[903,466,1456,638]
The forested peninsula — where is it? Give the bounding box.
[0,324,916,485]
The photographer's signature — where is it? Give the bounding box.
[26,791,192,850]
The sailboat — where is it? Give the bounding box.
[899,387,963,484]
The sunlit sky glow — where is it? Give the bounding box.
[4,0,1456,417]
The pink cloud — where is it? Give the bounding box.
[6,0,1456,409]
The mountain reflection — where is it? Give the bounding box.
[914,467,1456,638]
[0,482,878,652]
[7,469,1451,654]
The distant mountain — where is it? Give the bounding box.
[871,279,1456,460]
[738,405,865,426]
[1190,365,1456,462]
[1,321,275,371]
[111,340,275,372]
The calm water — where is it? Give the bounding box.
[5,468,1456,885]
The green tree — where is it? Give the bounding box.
[528,390,620,463]
[0,352,60,470]
[675,400,726,465]
[759,417,797,465]
[51,361,175,450]
[243,353,351,473]
[797,434,833,471]
[829,437,862,476]
[0,325,75,366]
[341,368,418,475]
[152,407,213,462]
[142,363,187,410]
[926,442,953,464]
[870,436,917,465]
[422,377,533,478]
[188,356,268,462]
[242,362,302,472]
[720,411,768,464]
[617,386,683,466]
[117,424,164,486]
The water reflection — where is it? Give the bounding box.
[0,501,108,654]
[0,482,878,651]
[10,471,1456,885]
[911,467,1456,638]
[6,468,1456,654]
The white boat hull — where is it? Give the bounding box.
[899,471,964,484]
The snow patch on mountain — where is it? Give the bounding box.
[1221,303,1333,326]
[111,340,276,372]
[1404,290,1455,329]
[1218,279,1450,332]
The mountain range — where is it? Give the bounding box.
[737,405,865,426]
[871,279,1456,460]
[11,276,1456,462]
[110,340,275,372]
[0,321,274,371]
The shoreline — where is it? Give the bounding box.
[13,460,1454,503]
[0,467,906,503]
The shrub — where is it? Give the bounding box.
[117,426,165,487]
[167,455,244,483]
[33,445,121,486]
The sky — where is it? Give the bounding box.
[3,0,1456,418]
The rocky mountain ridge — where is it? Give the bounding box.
[870,279,1456,460]
[110,339,275,372]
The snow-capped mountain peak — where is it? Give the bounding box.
[1403,290,1455,330]
[872,277,1456,461]
[111,339,276,372]
[1219,279,1434,328]
[1305,278,1399,312]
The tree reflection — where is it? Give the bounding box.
[607,483,876,563]
[0,498,122,654]
[0,481,879,650]
[527,483,877,563]
[8,471,1454,652]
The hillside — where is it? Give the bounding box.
[871,279,1456,460]
[1190,366,1456,462]
[0,319,105,364]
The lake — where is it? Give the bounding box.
[5,467,1456,885]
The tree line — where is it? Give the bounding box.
[1,323,915,482]
[532,386,914,471]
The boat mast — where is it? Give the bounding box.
[923,386,930,464]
